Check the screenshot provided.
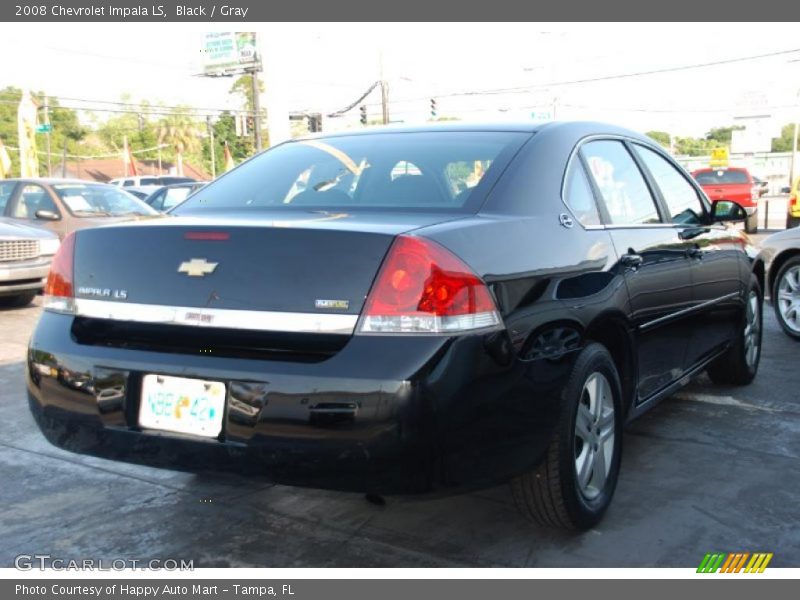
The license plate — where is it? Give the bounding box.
[139,374,225,438]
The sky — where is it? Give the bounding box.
[1,22,799,139]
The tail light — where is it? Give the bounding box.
[357,235,501,334]
[43,232,76,314]
[791,195,797,207]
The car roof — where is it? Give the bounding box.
[1,177,114,185]
[292,120,649,141]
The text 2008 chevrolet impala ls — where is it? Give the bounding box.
[27,122,763,529]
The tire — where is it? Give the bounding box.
[511,342,623,530]
[0,292,36,308]
[745,212,758,234]
[772,256,800,341]
[707,275,763,384]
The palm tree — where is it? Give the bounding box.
[157,110,201,176]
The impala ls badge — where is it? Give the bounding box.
[178,258,218,277]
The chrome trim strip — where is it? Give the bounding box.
[639,292,740,332]
[73,298,358,334]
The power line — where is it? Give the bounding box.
[362,47,800,105]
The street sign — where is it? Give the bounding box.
[35,123,51,134]
[710,147,729,167]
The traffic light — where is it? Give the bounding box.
[430,98,437,119]
[359,105,367,125]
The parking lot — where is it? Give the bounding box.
[1,234,799,568]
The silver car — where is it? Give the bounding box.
[0,218,60,307]
[758,227,800,340]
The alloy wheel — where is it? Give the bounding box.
[574,372,615,500]
[776,266,800,335]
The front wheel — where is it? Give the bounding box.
[773,256,800,340]
[707,276,763,384]
[511,343,623,530]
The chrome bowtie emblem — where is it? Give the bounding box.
[178,258,218,277]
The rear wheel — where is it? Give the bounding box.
[707,276,762,384]
[773,256,800,341]
[0,293,36,308]
[511,343,623,530]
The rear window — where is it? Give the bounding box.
[693,170,750,185]
[175,131,529,214]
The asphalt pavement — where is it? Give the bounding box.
[1,263,798,568]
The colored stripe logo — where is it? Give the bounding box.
[697,552,773,573]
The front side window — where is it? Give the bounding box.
[175,132,529,214]
[636,145,706,225]
[582,140,661,225]
[564,162,601,226]
[13,185,57,219]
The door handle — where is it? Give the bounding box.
[620,253,643,269]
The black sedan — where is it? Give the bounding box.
[27,122,763,529]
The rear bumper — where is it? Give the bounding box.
[27,311,564,494]
[0,258,49,296]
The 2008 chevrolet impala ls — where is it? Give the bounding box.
[27,122,764,529]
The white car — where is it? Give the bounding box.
[108,176,197,197]
[0,218,60,307]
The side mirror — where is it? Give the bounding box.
[34,209,61,221]
[711,200,747,223]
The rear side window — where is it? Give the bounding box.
[693,170,749,185]
[564,162,601,226]
[582,140,661,225]
[636,146,706,225]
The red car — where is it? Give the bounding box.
[691,167,760,233]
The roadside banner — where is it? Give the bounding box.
[224,141,235,171]
[0,139,11,178]
[17,89,39,177]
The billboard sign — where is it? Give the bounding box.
[201,32,260,76]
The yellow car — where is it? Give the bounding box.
[788,176,800,229]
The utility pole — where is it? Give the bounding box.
[206,115,216,179]
[60,138,67,178]
[43,96,52,177]
[379,50,389,124]
[250,65,263,152]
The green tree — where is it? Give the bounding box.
[156,109,203,176]
[705,125,743,145]
[645,131,671,148]
[771,123,800,152]
[229,74,264,114]
[202,112,255,176]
